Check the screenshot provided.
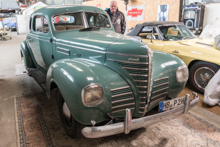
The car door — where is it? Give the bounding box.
[139,26,164,51]
[28,15,54,73]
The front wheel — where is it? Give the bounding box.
[57,90,81,138]
[189,61,220,93]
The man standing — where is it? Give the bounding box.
[106,0,126,34]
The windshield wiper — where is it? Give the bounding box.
[79,27,100,32]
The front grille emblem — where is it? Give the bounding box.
[128,58,140,62]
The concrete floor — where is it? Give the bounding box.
[0,32,219,146]
[0,32,43,147]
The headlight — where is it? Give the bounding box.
[81,83,104,107]
[176,65,189,83]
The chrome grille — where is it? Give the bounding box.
[149,77,169,107]
[111,86,135,115]
[108,58,149,115]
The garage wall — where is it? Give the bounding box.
[82,0,180,29]
[203,3,220,27]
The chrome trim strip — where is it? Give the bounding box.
[153,82,169,88]
[130,74,148,77]
[82,95,199,138]
[106,52,148,58]
[57,47,70,52]
[57,47,70,56]
[122,67,148,70]
[112,103,135,109]
[154,76,169,82]
[137,86,148,88]
[139,91,147,93]
[112,108,135,113]
[112,92,133,98]
[111,86,130,92]
[151,92,167,100]
[108,58,149,65]
[57,51,70,55]
[145,45,153,116]
[139,97,147,99]
[152,87,168,94]
[112,98,134,104]
[56,42,105,54]
[28,35,50,42]
[134,80,148,82]
[196,42,213,47]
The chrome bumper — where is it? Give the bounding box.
[82,94,199,138]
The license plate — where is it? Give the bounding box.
[159,97,185,112]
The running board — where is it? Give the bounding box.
[27,68,46,92]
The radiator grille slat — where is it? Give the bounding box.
[109,58,149,115]
[149,77,169,108]
[111,87,135,115]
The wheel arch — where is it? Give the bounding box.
[188,60,220,70]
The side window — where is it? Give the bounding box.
[33,15,49,33]
[138,26,159,40]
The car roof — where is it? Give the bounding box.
[33,5,106,17]
[127,21,184,36]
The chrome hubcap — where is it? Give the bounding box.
[63,102,71,122]
[194,67,215,89]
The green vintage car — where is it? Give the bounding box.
[20,5,199,138]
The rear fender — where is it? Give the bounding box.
[46,58,130,125]
[20,41,35,68]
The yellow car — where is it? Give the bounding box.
[128,21,220,93]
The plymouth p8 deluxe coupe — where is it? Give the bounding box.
[20,6,199,138]
[128,22,220,93]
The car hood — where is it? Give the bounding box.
[164,38,220,65]
[178,38,214,48]
[171,38,220,56]
[55,31,131,51]
[55,31,147,54]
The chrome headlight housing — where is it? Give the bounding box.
[176,65,189,83]
[81,83,104,107]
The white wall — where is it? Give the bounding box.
[203,3,220,27]
[188,0,202,4]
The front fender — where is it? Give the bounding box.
[20,41,35,68]
[152,50,186,98]
[46,59,130,125]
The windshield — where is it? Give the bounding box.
[52,12,111,31]
[159,25,197,41]
[85,12,111,28]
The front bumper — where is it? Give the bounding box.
[82,94,199,138]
